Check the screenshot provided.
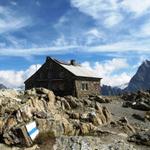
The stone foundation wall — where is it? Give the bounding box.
[75,79,100,98]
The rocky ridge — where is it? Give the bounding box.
[0,88,150,150]
[125,60,150,92]
[0,88,114,149]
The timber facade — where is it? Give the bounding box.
[24,57,102,98]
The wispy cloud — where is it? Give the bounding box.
[0,45,78,56]
[10,1,17,6]
[85,40,150,52]
[70,0,122,27]
[0,38,150,57]
[0,6,31,34]
[70,0,150,21]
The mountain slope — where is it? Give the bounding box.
[101,85,122,96]
[0,84,7,89]
[125,60,150,92]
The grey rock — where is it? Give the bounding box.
[128,130,150,146]
[53,136,136,150]
[131,102,150,111]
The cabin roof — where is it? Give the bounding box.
[24,57,102,83]
[60,64,100,78]
[53,58,101,79]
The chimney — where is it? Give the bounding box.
[70,59,76,66]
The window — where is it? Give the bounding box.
[81,82,88,91]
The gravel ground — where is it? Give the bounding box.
[100,99,150,150]
[102,100,150,129]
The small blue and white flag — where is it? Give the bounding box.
[26,121,39,141]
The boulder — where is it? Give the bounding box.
[62,99,71,110]
[68,112,80,119]
[132,114,145,122]
[0,117,4,134]
[36,88,50,95]
[128,130,150,146]
[94,95,106,103]
[88,111,102,126]
[122,90,150,111]
[131,102,150,111]
[122,101,132,108]
[80,113,89,122]
[33,111,47,119]
[102,106,112,123]
[64,96,80,109]
[145,111,150,121]
[47,90,55,105]
[117,117,135,134]
[93,95,111,103]
[83,98,91,106]
[25,88,36,96]
[79,123,94,135]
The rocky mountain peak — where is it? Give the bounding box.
[140,60,150,68]
[125,59,150,92]
[142,59,150,67]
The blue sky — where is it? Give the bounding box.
[0,0,150,88]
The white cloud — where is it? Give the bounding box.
[70,0,150,28]
[121,0,150,16]
[71,0,118,19]
[0,6,31,33]
[52,35,70,46]
[70,0,122,27]
[81,58,131,86]
[0,18,29,33]
[0,64,41,88]
[103,12,123,27]
[86,28,104,38]
[103,73,131,87]
[54,15,69,28]
[84,28,105,45]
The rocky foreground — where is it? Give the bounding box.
[0,88,150,150]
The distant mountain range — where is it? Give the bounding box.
[101,60,150,95]
[0,84,7,89]
[101,85,123,96]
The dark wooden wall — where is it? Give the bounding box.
[25,58,76,96]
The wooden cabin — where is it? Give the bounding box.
[24,57,102,98]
